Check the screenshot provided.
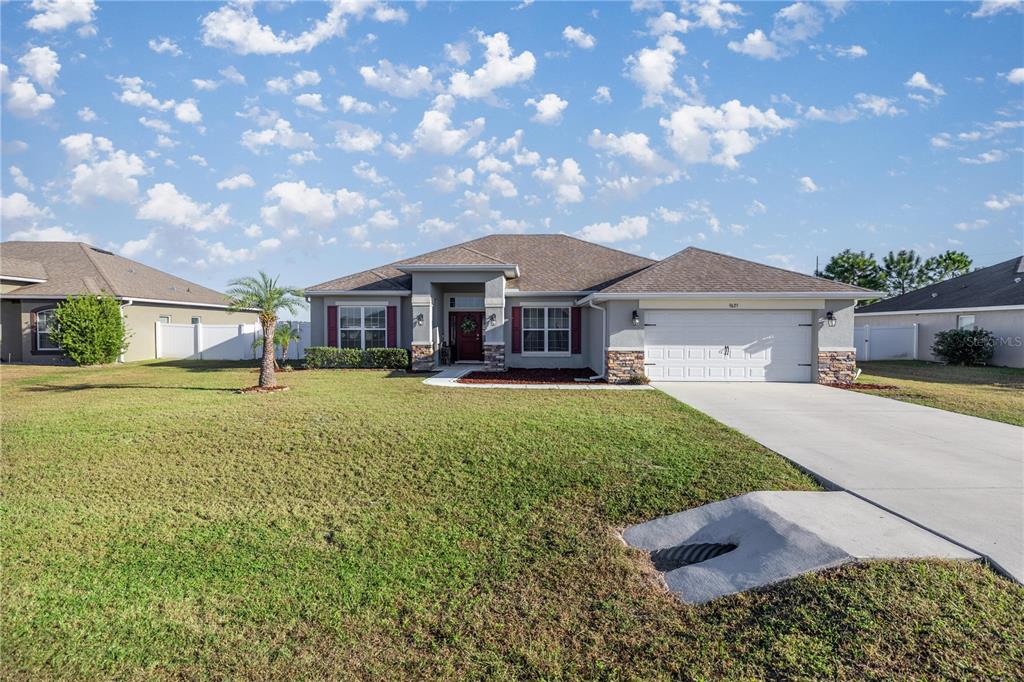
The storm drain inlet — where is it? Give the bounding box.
[649,542,737,571]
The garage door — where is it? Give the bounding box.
[644,310,812,382]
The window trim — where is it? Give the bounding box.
[338,304,388,350]
[956,314,976,331]
[35,308,60,351]
[190,316,202,325]
[521,306,571,356]
[158,315,172,324]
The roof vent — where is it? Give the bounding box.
[89,247,115,256]
[1015,277,1022,284]
[931,292,938,297]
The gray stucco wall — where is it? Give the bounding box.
[307,294,409,349]
[856,308,1024,368]
[606,299,643,349]
[587,302,606,375]
[814,299,856,350]
[505,296,595,369]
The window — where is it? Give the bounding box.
[36,309,59,350]
[191,316,201,325]
[523,307,570,354]
[339,305,387,349]
[158,315,171,324]
[957,314,976,330]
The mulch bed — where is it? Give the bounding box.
[458,367,601,384]
[237,385,291,394]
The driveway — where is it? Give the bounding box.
[654,382,1024,583]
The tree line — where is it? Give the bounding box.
[815,249,973,299]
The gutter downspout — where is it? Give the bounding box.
[586,299,606,380]
[118,299,133,363]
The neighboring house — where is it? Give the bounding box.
[856,256,1024,368]
[0,241,256,364]
[306,235,870,383]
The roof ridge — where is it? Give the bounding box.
[691,246,872,291]
[76,242,119,296]
[458,242,507,263]
[608,245,692,288]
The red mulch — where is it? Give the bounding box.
[458,367,601,384]
[831,383,900,391]
[237,385,291,394]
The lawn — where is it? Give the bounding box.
[2,362,1021,679]
[856,360,1024,426]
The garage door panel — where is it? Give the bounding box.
[644,310,812,383]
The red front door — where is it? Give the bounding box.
[455,311,484,361]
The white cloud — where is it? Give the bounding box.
[1,192,53,222]
[688,0,744,32]
[444,41,471,66]
[188,154,207,167]
[293,70,321,87]
[525,93,568,124]
[625,34,688,107]
[241,118,315,153]
[478,155,513,174]
[427,166,475,192]
[592,85,612,103]
[835,44,867,58]
[853,93,904,117]
[294,92,326,112]
[654,206,683,223]
[577,215,648,243]
[77,106,96,121]
[418,217,455,234]
[958,149,1006,164]
[220,65,246,85]
[9,166,34,191]
[288,150,320,165]
[138,116,171,133]
[27,0,96,33]
[137,182,231,231]
[1007,67,1024,85]
[200,0,405,55]
[174,98,202,125]
[413,94,485,154]
[449,31,536,100]
[533,157,586,204]
[243,224,262,237]
[217,173,255,190]
[563,25,596,49]
[266,69,321,95]
[984,192,1024,210]
[338,94,375,113]
[1,64,56,117]
[114,75,174,111]
[728,29,779,59]
[804,93,904,123]
[660,100,793,168]
[7,224,93,242]
[18,46,61,90]
[333,122,382,152]
[119,231,156,258]
[647,11,691,36]
[192,78,219,91]
[352,161,386,184]
[747,199,767,215]
[360,59,436,98]
[953,218,989,231]
[59,133,148,203]
[905,71,946,105]
[971,0,1023,18]
[930,133,953,148]
[798,175,820,192]
[148,37,182,56]
[771,2,825,43]
[367,209,399,229]
[588,128,669,170]
[485,173,518,198]
[261,180,364,229]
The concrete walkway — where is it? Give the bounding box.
[654,382,1024,583]
[423,365,652,390]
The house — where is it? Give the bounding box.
[0,241,256,364]
[855,256,1024,368]
[305,235,870,383]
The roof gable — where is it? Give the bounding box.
[856,256,1024,313]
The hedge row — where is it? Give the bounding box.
[305,346,409,369]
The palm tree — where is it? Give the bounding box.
[274,322,301,366]
[227,272,305,388]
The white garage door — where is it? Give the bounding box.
[644,310,813,382]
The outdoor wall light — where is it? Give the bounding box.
[632,310,641,327]
[415,313,425,326]
[826,311,837,327]
[484,313,496,329]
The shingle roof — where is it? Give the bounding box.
[0,254,48,281]
[856,256,1024,313]
[0,241,232,306]
[306,234,655,293]
[602,247,873,295]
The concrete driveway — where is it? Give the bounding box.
[654,382,1024,583]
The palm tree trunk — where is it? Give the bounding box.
[260,316,277,388]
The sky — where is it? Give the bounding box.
[1,0,1022,316]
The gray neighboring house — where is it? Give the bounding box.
[855,256,1024,368]
[0,241,255,364]
[305,235,870,383]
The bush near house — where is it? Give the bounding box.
[51,294,128,365]
[932,328,996,366]
[305,346,409,369]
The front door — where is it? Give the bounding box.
[454,311,484,362]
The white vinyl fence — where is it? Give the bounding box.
[156,320,311,361]
[854,324,918,361]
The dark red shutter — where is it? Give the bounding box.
[386,306,397,347]
[511,306,522,354]
[327,306,338,347]
[30,310,38,353]
[571,307,581,355]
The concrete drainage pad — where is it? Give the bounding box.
[622,491,979,604]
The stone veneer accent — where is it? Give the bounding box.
[483,343,505,371]
[817,350,857,384]
[411,344,435,371]
[606,350,646,384]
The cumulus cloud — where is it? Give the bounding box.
[953,218,988,231]
[485,173,517,198]
[200,0,406,55]
[728,29,779,59]
[1,192,53,222]
[798,175,820,192]
[18,46,61,90]
[7,224,93,242]
[588,128,670,170]
[114,75,174,111]
[1006,67,1024,85]
[625,34,692,107]
[338,94,375,113]
[448,31,536,100]
[905,71,946,105]
[834,44,867,58]
[444,42,470,66]
[418,217,455,234]
[360,59,436,98]
[333,122,382,152]
[970,0,1023,18]
[577,215,648,243]
[148,37,182,56]
[217,173,255,190]
[241,118,315,153]
[59,132,148,203]
[174,99,202,125]
[958,149,1006,164]
[77,106,96,121]
[563,25,596,49]
[984,191,1024,210]
[804,93,905,122]
[413,94,485,154]
[27,0,97,33]
[294,92,326,112]
[137,182,231,231]
[533,157,586,204]
[260,180,365,229]
[660,100,793,168]
[525,93,568,124]
[9,166,34,191]
[0,64,55,117]
[592,85,612,103]
[729,2,845,60]
[427,165,475,192]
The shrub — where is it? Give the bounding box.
[627,373,651,385]
[304,346,409,370]
[50,294,128,365]
[931,328,995,366]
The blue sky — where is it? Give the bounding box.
[2,0,1022,309]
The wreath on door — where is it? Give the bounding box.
[460,317,478,334]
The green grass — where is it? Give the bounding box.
[2,361,1021,679]
[856,360,1024,426]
